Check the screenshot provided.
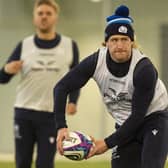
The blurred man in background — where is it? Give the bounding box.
[54,5,168,168]
[0,0,80,168]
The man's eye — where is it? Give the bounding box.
[38,12,43,16]
[46,12,52,16]
[111,39,117,42]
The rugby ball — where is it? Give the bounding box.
[62,131,93,161]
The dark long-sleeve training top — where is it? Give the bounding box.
[54,49,158,148]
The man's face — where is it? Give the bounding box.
[33,4,58,33]
[106,35,133,63]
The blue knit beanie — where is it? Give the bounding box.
[105,5,134,42]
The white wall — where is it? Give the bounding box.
[0,0,168,154]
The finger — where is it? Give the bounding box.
[57,138,64,155]
[56,131,69,155]
[87,146,96,159]
[20,60,24,64]
[56,135,64,155]
[89,135,95,142]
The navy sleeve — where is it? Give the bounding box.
[104,58,158,148]
[70,40,79,69]
[0,42,22,83]
[68,40,80,104]
[54,51,98,129]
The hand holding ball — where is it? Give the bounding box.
[62,131,93,161]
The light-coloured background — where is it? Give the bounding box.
[0,0,168,158]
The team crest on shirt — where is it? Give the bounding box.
[103,85,132,118]
[104,88,130,103]
[32,60,60,72]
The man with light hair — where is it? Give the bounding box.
[0,0,80,168]
[54,5,168,168]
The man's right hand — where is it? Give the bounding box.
[4,60,23,74]
[56,128,69,155]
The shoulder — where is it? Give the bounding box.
[73,50,99,77]
[80,50,99,67]
[60,34,73,42]
[134,57,156,75]
[133,57,158,89]
[22,35,34,42]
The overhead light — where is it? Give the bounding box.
[90,0,102,2]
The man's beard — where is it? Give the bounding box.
[39,27,51,34]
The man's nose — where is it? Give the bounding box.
[116,40,123,47]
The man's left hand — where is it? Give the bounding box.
[66,103,77,115]
[87,139,108,159]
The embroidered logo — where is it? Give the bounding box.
[32,60,60,72]
[112,145,120,159]
[49,137,55,144]
[14,124,22,139]
[152,129,158,136]
[104,87,130,104]
[118,26,128,34]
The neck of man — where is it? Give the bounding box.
[36,30,56,40]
